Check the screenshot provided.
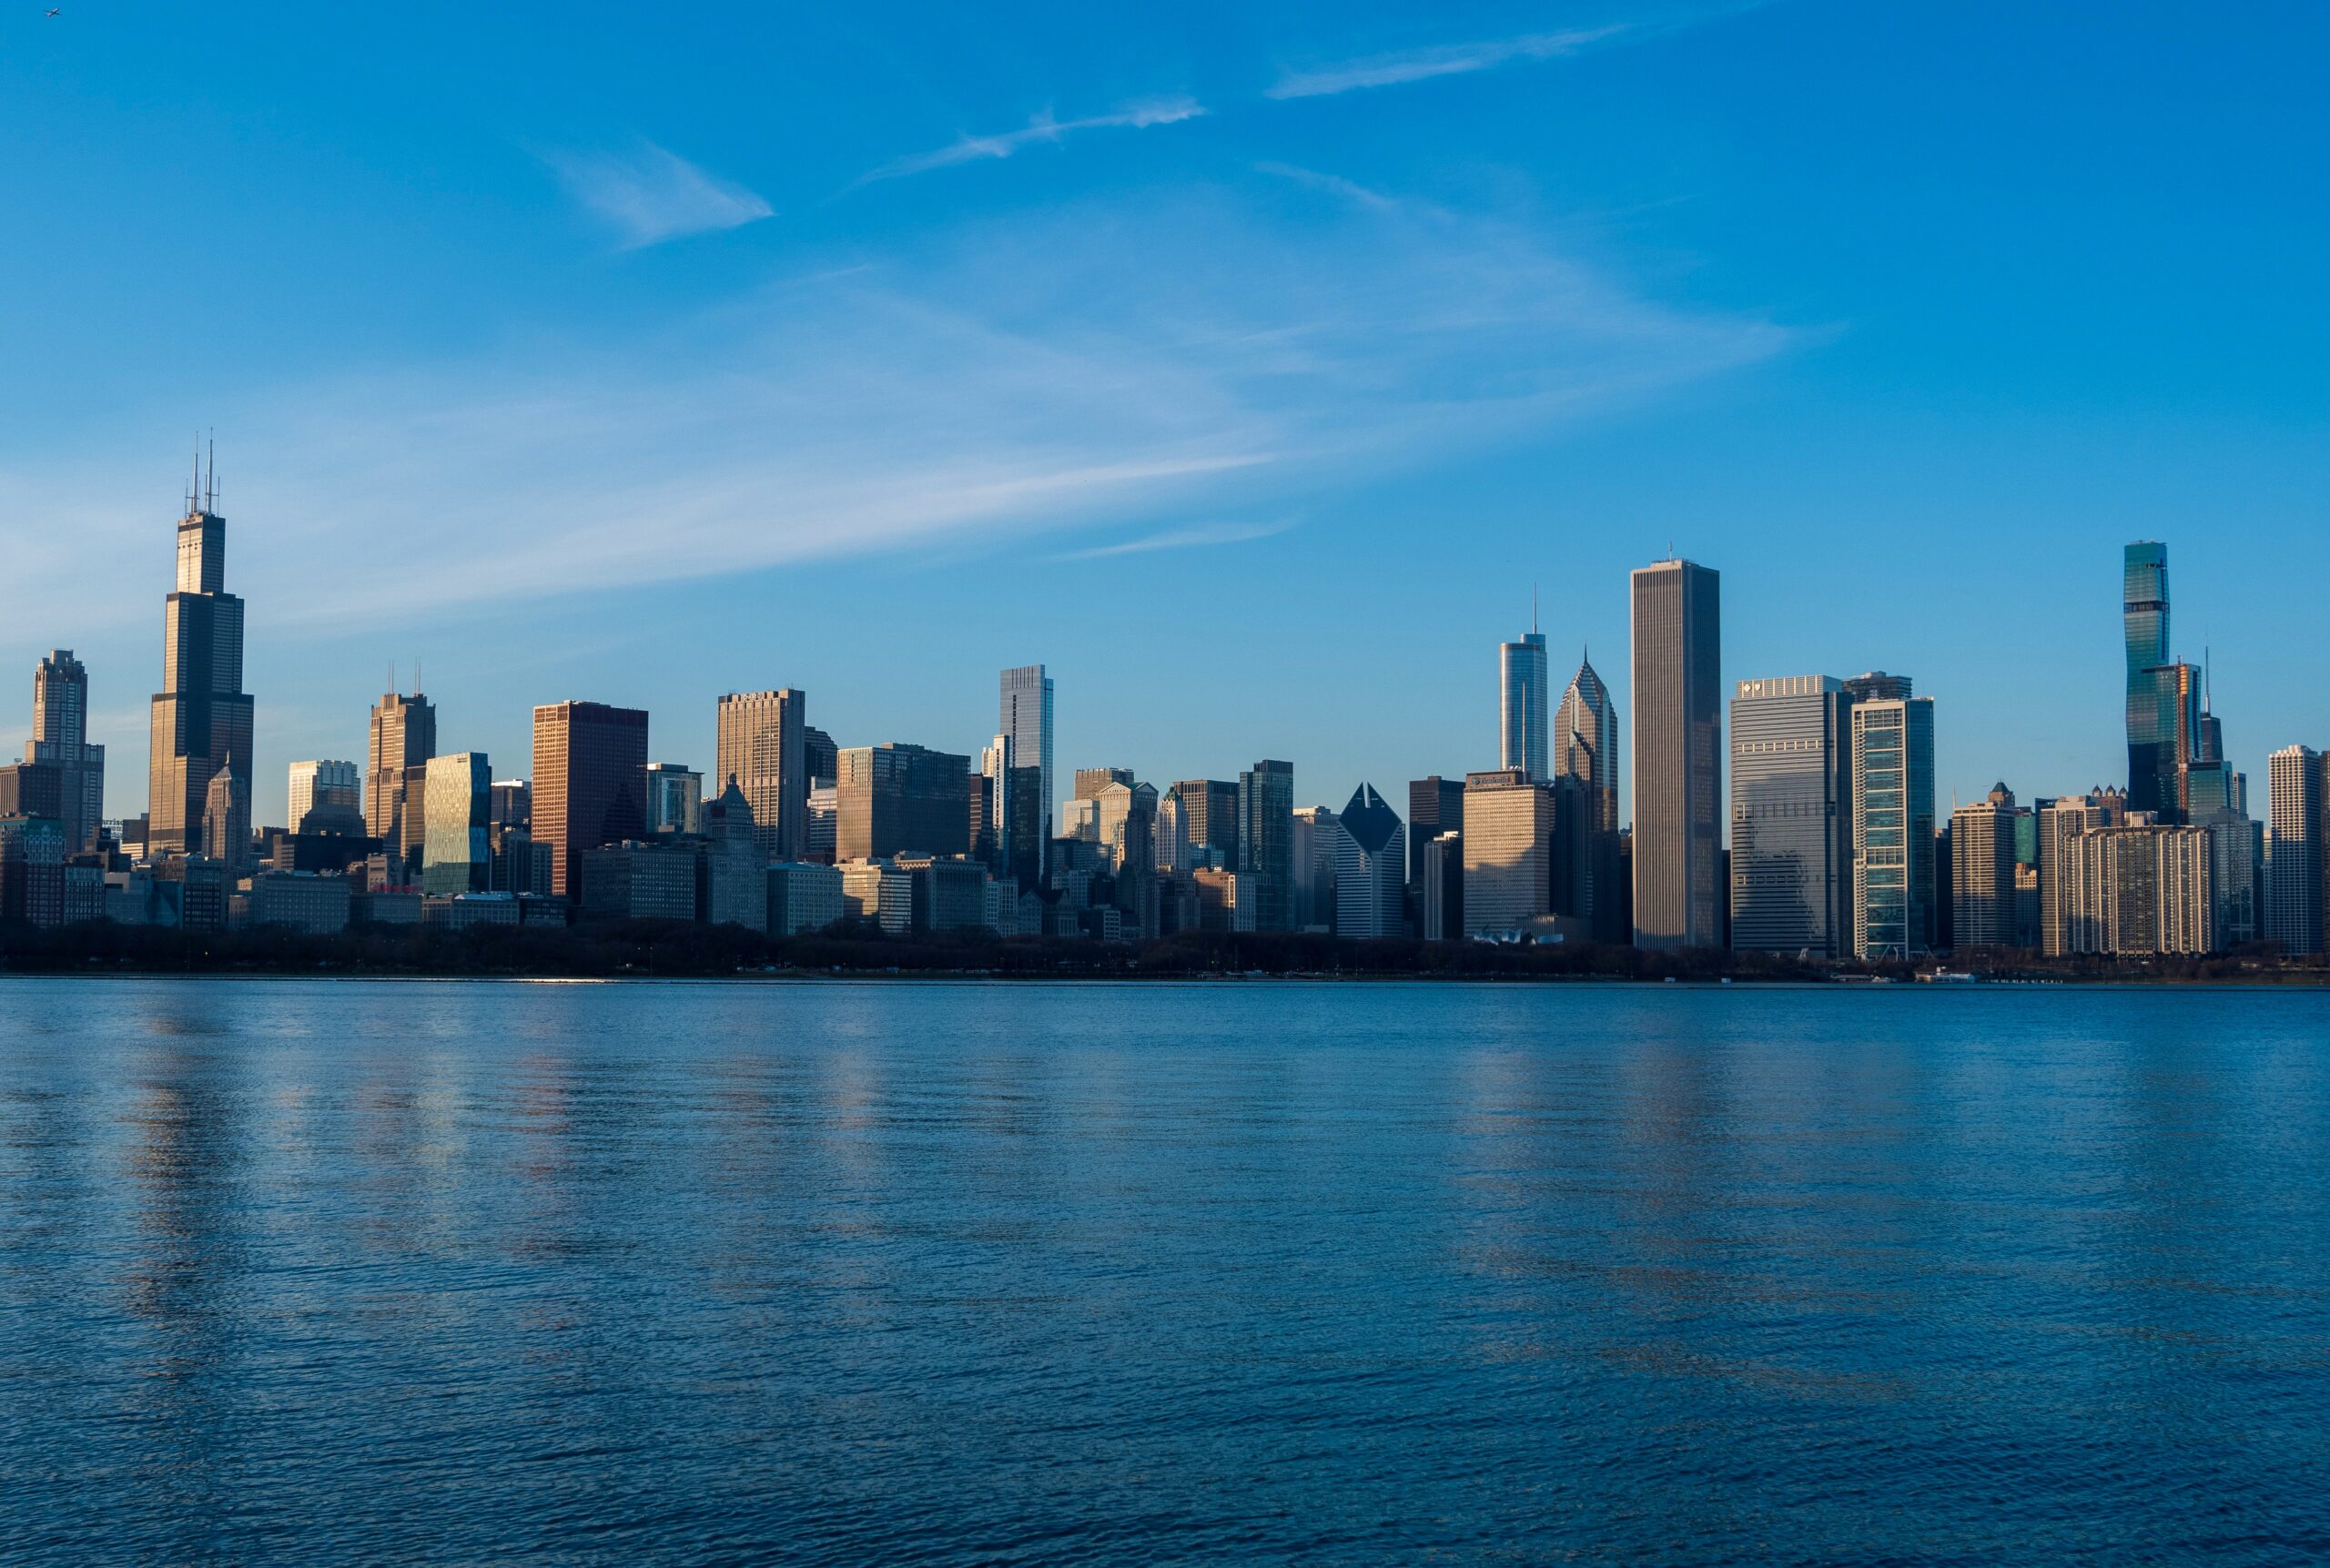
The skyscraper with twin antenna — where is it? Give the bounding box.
[147,445,253,858]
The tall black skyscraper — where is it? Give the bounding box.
[148,450,253,858]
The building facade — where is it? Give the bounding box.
[1728,674,1850,955]
[1950,784,2025,951]
[767,861,845,936]
[24,650,105,851]
[1499,623,1549,781]
[645,761,704,836]
[715,689,807,862]
[421,751,493,896]
[2038,789,2125,955]
[697,780,767,932]
[1850,695,1936,960]
[533,702,651,899]
[1334,784,1405,939]
[2266,745,2325,956]
[148,463,254,858]
[1237,760,1295,931]
[366,691,437,882]
[1171,779,1241,871]
[1631,559,1722,949]
[999,665,1054,888]
[836,744,973,862]
[1554,654,1624,943]
[289,759,361,834]
[2123,541,2180,818]
[2057,821,2217,956]
[1462,769,1556,938]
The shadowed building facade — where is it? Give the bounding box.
[532,702,650,899]
[715,689,807,862]
[1555,654,1624,943]
[1631,559,1722,949]
[1237,760,1294,931]
[1729,675,1850,956]
[1334,784,1405,939]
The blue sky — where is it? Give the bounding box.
[2,1,2325,828]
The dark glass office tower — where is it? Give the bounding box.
[1237,760,1294,931]
[148,455,254,857]
[1406,776,1464,890]
[532,701,650,898]
[2124,541,2176,816]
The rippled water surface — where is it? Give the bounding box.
[2,978,2326,1563]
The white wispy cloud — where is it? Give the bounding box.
[1268,25,1631,98]
[542,142,774,248]
[0,184,1789,635]
[862,96,1206,182]
[1059,517,1300,561]
[1252,161,1397,211]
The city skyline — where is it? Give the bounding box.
[4,488,2314,864]
[2,5,2325,832]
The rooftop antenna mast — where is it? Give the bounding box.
[205,431,215,513]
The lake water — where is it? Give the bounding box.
[1,978,2325,1563]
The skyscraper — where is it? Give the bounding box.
[1461,768,1556,936]
[1950,784,2023,951]
[422,752,493,895]
[1554,654,1623,942]
[715,689,807,862]
[1850,695,1936,959]
[2037,788,2125,956]
[1630,558,1722,949]
[28,651,104,851]
[644,761,703,835]
[367,691,437,881]
[2056,822,2218,956]
[836,744,974,861]
[1237,759,1294,931]
[2266,745,2325,956]
[1171,779,1241,869]
[1499,613,1549,782]
[1729,675,1851,955]
[532,702,650,898]
[1406,777,1464,890]
[1334,784,1405,939]
[148,455,253,858]
[999,665,1054,888]
[1291,804,1341,932]
[2124,541,2176,816]
[288,759,360,833]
